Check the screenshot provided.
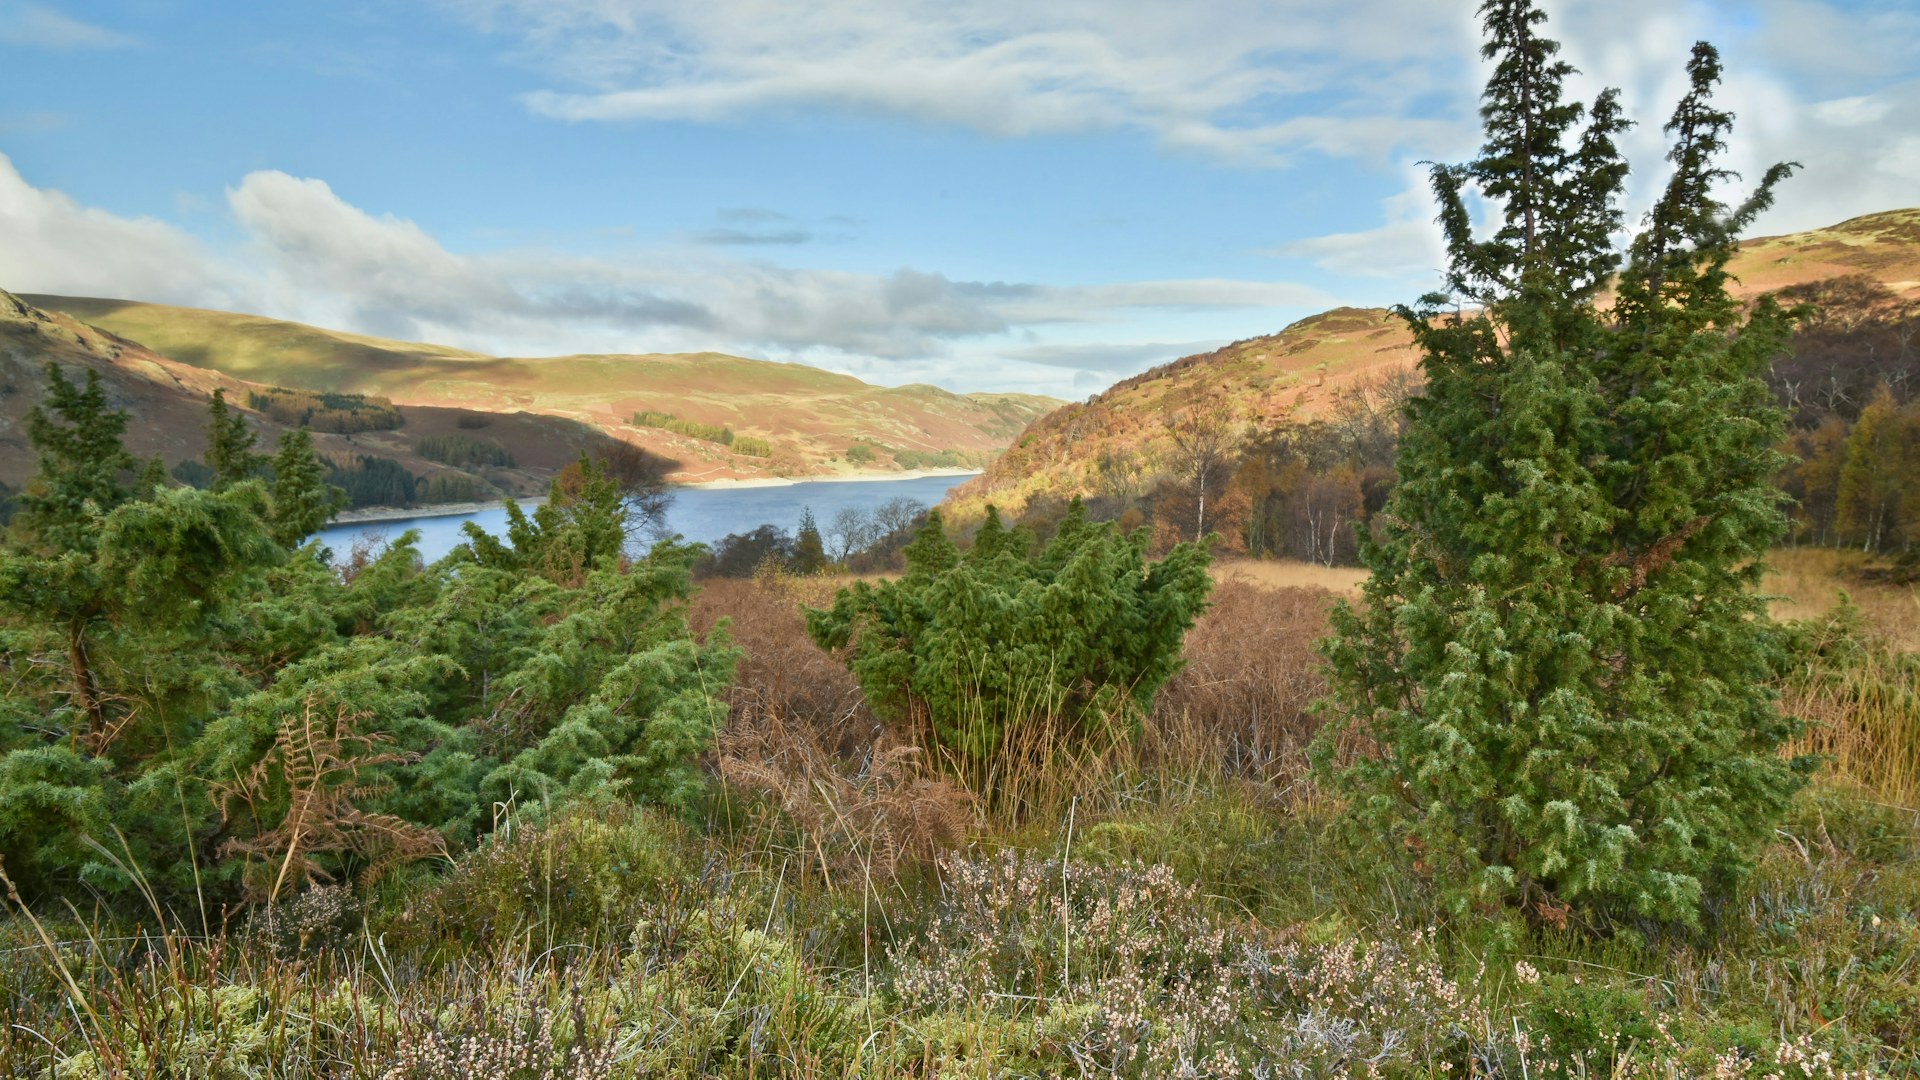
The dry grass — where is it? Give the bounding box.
[690,574,877,755]
[1148,579,1337,785]
[1209,557,1368,595]
[716,712,973,886]
[1765,548,1920,807]
[1767,547,1920,650]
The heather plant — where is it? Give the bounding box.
[1315,0,1810,925]
[888,850,1484,1076]
[806,501,1212,770]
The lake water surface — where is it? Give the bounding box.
[314,473,975,564]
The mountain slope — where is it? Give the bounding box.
[0,289,632,504]
[946,208,1920,522]
[24,296,1062,482]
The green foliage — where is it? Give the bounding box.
[414,432,515,469]
[807,501,1211,762]
[790,506,828,574]
[246,387,403,432]
[460,454,630,582]
[16,364,140,552]
[267,428,347,547]
[844,442,875,465]
[204,388,264,490]
[170,458,215,489]
[326,453,416,508]
[1315,1,1809,926]
[0,369,734,907]
[892,447,975,470]
[632,410,733,445]
[730,435,773,458]
[417,471,482,503]
[1834,384,1920,553]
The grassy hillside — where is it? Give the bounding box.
[0,289,632,506]
[23,296,1062,482]
[948,207,1920,523]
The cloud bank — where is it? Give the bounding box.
[0,155,1328,394]
[452,0,1475,166]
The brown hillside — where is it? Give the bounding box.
[948,207,1920,522]
[0,289,632,505]
[22,296,1062,483]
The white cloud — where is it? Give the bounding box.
[1283,0,1920,282]
[1270,163,1448,280]
[0,154,230,304]
[0,3,135,49]
[453,0,1476,165]
[0,156,1321,396]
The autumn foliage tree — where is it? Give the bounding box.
[1315,0,1809,926]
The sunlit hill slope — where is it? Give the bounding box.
[947,208,1920,522]
[21,296,1060,484]
[0,289,627,504]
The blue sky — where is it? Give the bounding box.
[2,1,1916,398]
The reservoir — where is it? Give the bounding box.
[312,472,976,564]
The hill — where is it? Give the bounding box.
[946,208,1920,525]
[0,288,638,509]
[21,296,1062,483]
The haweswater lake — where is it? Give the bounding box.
[313,473,976,564]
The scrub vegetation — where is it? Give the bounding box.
[3,2,1918,1076]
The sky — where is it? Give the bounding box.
[1,1,1916,400]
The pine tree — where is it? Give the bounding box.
[269,428,348,548]
[1314,0,1808,926]
[791,507,829,574]
[16,364,139,552]
[205,388,264,490]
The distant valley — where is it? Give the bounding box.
[1,291,1060,507]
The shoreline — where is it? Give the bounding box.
[326,468,981,525]
[677,467,980,491]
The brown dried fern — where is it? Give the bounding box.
[216,698,446,904]
[717,710,972,885]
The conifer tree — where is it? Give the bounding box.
[791,507,829,574]
[268,428,348,548]
[1315,0,1808,926]
[205,388,264,490]
[16,364,138,552]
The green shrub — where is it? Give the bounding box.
[1520,970,1656,1074]
[806,501,1211,765]
[381,805,692,949]
[730,436,772,458]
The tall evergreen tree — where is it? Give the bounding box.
[268,428,348,548]
[205,388,264,490]
[1315,0,1808,926]
[16,364,139,552]
[791,507,829,574]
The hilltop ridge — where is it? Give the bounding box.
[23,295,1062,483]
[946,207,1920,523]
